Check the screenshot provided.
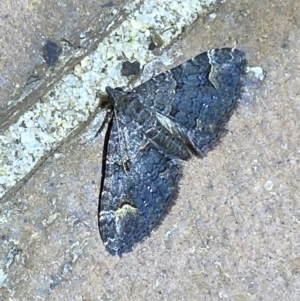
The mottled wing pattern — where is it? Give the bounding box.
[99,90,181,255]
[99,48,246,255]
[135,48,246,155]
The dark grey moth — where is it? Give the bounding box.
[99,48,246,255]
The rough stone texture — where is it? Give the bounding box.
[1,0,300,300]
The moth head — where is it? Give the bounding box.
[106,86,131,106]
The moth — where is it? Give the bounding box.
[98,48,246,255]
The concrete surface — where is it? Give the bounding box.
[1,0,300,300]
[0,0,129,129]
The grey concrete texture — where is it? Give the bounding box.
[1,0,300,300]
[0,0,128,129]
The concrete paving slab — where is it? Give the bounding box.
[0,0,129,127]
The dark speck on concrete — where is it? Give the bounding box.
[281,41,289,49]
[121,61,141,76]
[148,42,157,51]
[42,40,62,67]
[101,1,114,8]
